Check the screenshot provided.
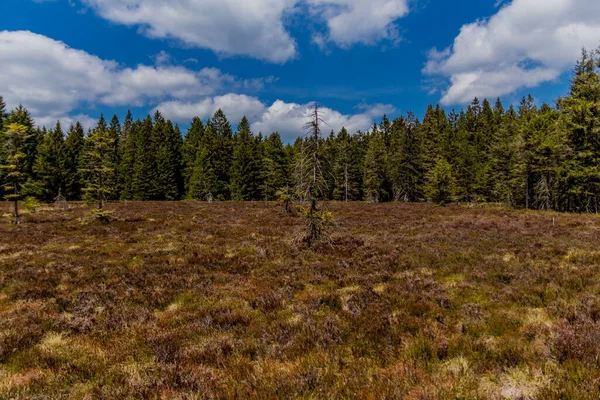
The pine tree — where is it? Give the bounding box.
[64,122,85,200]
[81,126,116,210]
[116,111,133,197]
[182,117,205,195]
[557,47,600,212]
[107,115,121,198]
[7,106,38,184]
[1,123,31,223]
[131,116,156,200]
[34,121,67,201]
[261,132,290,201]
[0,97,7,188]
[211,109,234,200]
[188,120,217,200]
[363,126,388,203]
[333,127,360,201]
[231,116,261,200]
[118,119,139,200]
[425,157,456,205]
[155,120,183,200]
[389,113,425,202]
[0,96,5,133]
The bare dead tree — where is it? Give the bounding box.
[296,103,334,247]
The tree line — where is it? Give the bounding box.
[1,48,600,213]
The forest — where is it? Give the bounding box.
[1,49,600,213]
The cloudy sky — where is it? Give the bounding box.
[1,0,599,140]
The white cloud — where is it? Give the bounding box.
[81,0,299,63]
[36,114,97,132]
[307,0,409,47]
[0,31,265,126]
[156,94,267,126]
[78,0,410,61]
[156,96,389,141]
[424,0,600,105]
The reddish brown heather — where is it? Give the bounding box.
[1,202,600,399]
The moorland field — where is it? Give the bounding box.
[2,202,600,399]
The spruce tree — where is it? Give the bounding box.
[363,126,388,203]
[131,116,156,200]
[557,47,600,212]
[64,122,85,200]
[425,157,456,205]
[188,120,217,200]
[7,106,38,184]
[34,121,67,201]
[118,119,139,200]
[1,123,31,224]
[261,132,290,201]
[182,117,205,195]
[155,120,183,200]
[388,113,424,202]
[211,109,234,200]
[333,127,360,201]
[82,126,116,210]
[230,116,261,200]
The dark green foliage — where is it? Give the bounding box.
[388,113,424,202]
[230,117,262,200]
[131,116,156,200]
[363,125,389,203]
[261,132,290,201]
[211,109,234,200]
[155,120,183,200]
[182,117,204,194]
[64,122,85,200]
[188,120,217,201]
[424,157,456,205]
[1,123,31,223]
[34,121,67,201]
[1,47,600,213]
[81,124,116,209]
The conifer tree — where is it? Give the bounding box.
[182,117,205,194]
[34,121,67,201]
[7,106,38,184]
[64,122,85,200]
[425,157,456,205]
[211,109,234,200]
[231,116,261,200]
[261,132,290,200]
[0,96,5,133]
[118,119,139,200]
[188,120,217,200]
[333,127,360,201]
[116,111,133,197]
[155,120,183,200]
[363,126,388,203]
[131,116,156,200]
[1,123,30,224]
[82,125,116,210]
[557,47,600,212]
[388,113,424,202]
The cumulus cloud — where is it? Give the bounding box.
[424,0,600,105]
[0,30,268,126]
[78,0,410,62]
[36,114,98,132]
[155,96,390,141]
[307,0,409,47]
[81,0,299,63]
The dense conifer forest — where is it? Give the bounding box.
[2,49,600,213]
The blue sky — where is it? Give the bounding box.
[0,0,598,140]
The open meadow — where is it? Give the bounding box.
[2,202,600,399]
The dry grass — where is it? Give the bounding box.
[2,201,600,399]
